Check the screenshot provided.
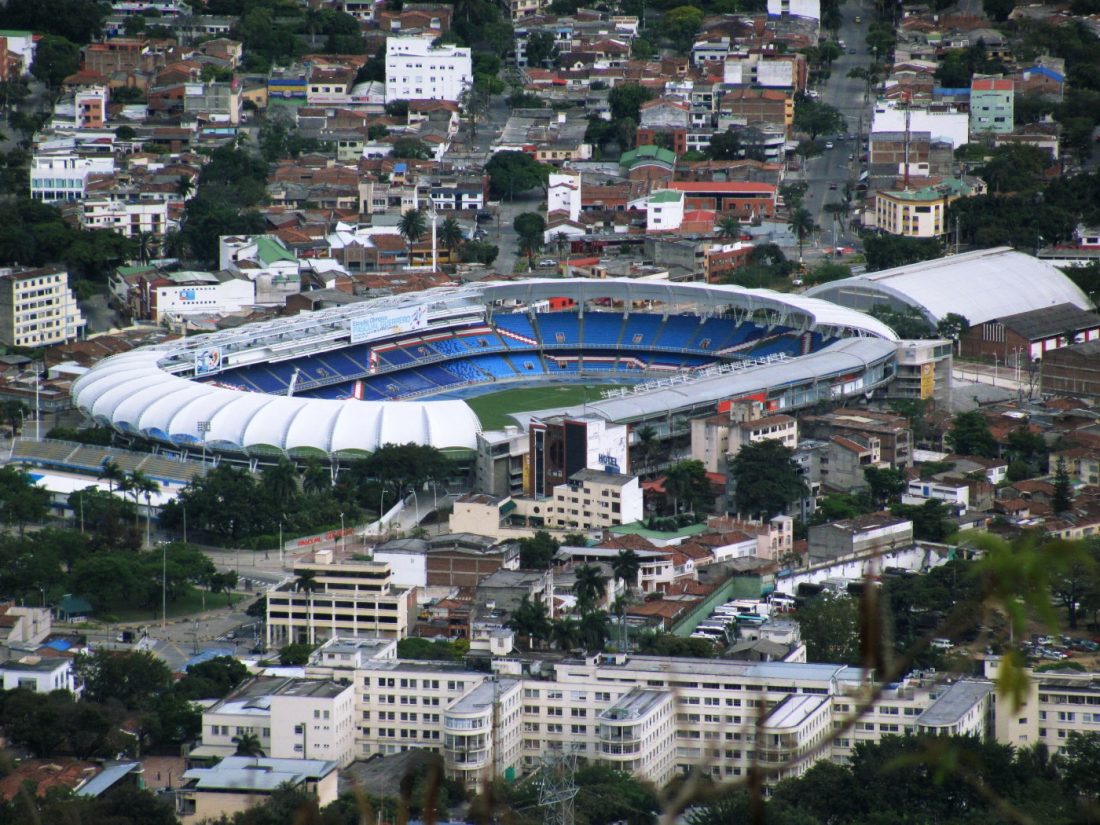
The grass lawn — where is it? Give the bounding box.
[102,586,229,624]
[466,383,621,430]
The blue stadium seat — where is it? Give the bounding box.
[465,354,519,379]
[750,336,802,358]
[621,314,664,347]
[536,312,581,347]
[492,314,538,342]
[580,314,623,347]
[375,346,416,367]
[655,315,702,350]
[317,352,367,378]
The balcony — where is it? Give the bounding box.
[600,742,641,756]
[446,748,490,767]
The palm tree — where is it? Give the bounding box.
[301,458,329,496]
[135,473,161,548]
[578,610,610,650]
[439,217,464,254]
[233,731,265,758]
[550,616,580,650]
[117,473,138,529]
[717,215,741,241]
[135,231,158,264]
[295,569,321,645]
[507,595,551,649]
[633,424,658,475]
[787,207,815,264]
[611,549,642,590]
[573,564,608,613]
[176,176,194,199]
[98,459,125,495]
[0,399,26,436]
[399,208,427,244]
[263,458,298,505]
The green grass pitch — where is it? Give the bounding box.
[466,383,621,430]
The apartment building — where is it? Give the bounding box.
[78,197,172,240]
[969,77,1014,135]
[385,37,472,103]
[30,145,115,202]
[544,469,643,531]
[691,407,797,475]
[0,267,85,348]
[303,639,1001,791]
[192,676,357,767]
[265,550,414,647]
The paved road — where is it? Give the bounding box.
[801,2,875,252]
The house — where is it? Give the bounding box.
[177,756,339,822]
[807,513,914,563]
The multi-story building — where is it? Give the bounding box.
[265,549,414,647]
[30,144,115,202]
[873,179,979,239]
[385,37,472,103]
[0,30,36,76]
[192,676,357,767]
[138,270,256,323]
[766,0,820,20]
[717,88,793,134]
[305,641,999,791]
[78,197,172,240]
[0,267,85,348]
[182,80,241,125]
[527,414,629,498]
[476,426,529,498]
[889,338,954,406]
[690,404,797,475]
[969,76,1014,135]
[800,408,913,469]
[544,468,644,531]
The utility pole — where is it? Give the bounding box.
[537,748,578,825]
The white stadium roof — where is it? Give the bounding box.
[71,279,899,457]
[804,247,1094,327]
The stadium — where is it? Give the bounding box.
[71,279,900,461]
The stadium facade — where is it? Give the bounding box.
[72,279,900,460]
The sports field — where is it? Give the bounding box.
[466,383,621,429]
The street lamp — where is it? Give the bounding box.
[378,488,387,534]
[161,540,167,630]
[33,363,42,443]
[339,512,345,551]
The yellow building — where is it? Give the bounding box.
[874,178,980,238]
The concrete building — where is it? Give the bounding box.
[969,77,1014,136]
[303,643,997,791]
[646,190,685,232]
[766,0,820,20]
[807,513,914,563]
[889,339,954,406]
[1042,340,1100,399]
[800,409,913,469]
[0,31,35,76]
[78,197,173,241]
[192,676,356,767]
[0,267,85,348]
[527,415,629,498]
[874,180,978,239]
[545,468,643,530]
[0,657,79,696]
[476,426,529,498]
[871,102,969,149]
[959,303,1100,363]
[30,145,115,203]
[385,37,472,104]
[177,757,339,822]
[265,549,413,647]
[691,405,797,474]
[142,271,256,323]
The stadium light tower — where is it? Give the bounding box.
[430,202,439,272]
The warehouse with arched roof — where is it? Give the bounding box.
[804,247,1094,327]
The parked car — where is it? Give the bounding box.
[538,259,557,267]
[825,140,834,149]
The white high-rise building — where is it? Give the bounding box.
[385,37,472,104]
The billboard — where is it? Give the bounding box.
[194,347,223,376]
[350,305,429,344]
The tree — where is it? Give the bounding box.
[573,564,608,612]
[460,240,499,265]
[262,457,298,506]
[551,616,581,649]
[1053,457,1074,514]
[793,98,846,140]
[0,0,111,45]
[664,5,704,53]
[863,235,943,271]
[519,530,558,569]
[513,212,546,261]
[717,215,741,240]
[526,30,560,66]
[508,595,551,648]
[936,312,970,351]
[864,466,905,507]
[399,208,427,244]
[0,465,50,535]
[637,632,716,657]
[945,411,997,458]
[609,83,655,122]
[787,207,815,263]
[78,649,173,709]
[30,35,80,88]
[611,549,642,589]
[978,144,1050,192]
[578,609,610,649]
[301,457,330,496]
[663,459,713,516]
[233,730,266,757]
[1062,731,1100,801]
[795,593,860,663]
[175,656,249,700]
[279,643,315,665]
[729,440,807,520]
[706,129,743,160]
[391,137,432,160]
[439,217,464,253]
[892,499,954,542]
[485,151,550,199]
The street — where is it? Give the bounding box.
[801,2,875,253]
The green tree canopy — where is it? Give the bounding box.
[485,151,550,199]
[729,440,808,520]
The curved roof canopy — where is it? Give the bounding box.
[71,279,898,456]
[804,247,1093,327]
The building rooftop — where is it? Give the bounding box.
[915,680,992,728]
[448,677,520,714]
[764,693,830,729]
[182,756,337,792]
[568,468,636,487]
[598,687,670,721]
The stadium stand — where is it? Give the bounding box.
[10,439,208,483]
[534,312,582,346]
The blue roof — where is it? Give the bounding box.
[75,762,140,797]
[43,639,73,652]
[185,648,237,670]
[394,162,407,173]
[1026,65,1064,82]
